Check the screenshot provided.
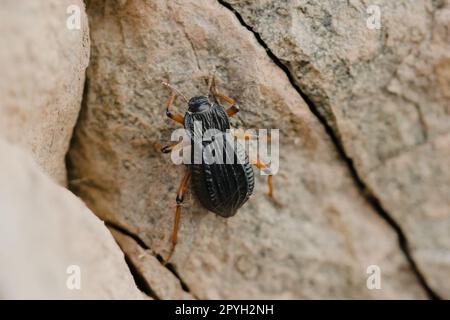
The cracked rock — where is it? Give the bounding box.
[68,0,427,299]
[226,0,450,297]
[110,228,195,300]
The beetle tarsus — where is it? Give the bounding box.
[166,109,184,124]
[252,162,286,208]
[214,92,240,118]
[161,144,173,153]
[163,204,181,265]
[164,83,186,124]
[267,193,287,208]
[164,171,191,264]
[226,105,240,117]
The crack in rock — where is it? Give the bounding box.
[217,0,441,300]
[67,0,444,299]
[106,221,197,299]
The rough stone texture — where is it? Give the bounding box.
[0,0,90,185]
[110,228,194,299]
[68,0,428,299]
[0,140,143,299]
[225,0,450,297]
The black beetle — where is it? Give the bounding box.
[160,75,281,263]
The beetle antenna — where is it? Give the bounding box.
[162,82,189,103]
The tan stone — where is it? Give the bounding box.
[110,228,194,300]
[68,0,427,299]
[0,0,90,184]
[0,139,143,299]
[225,0,450,297]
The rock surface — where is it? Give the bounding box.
[0,0,89,184]
[0,139,143,299]
[68,0,429,299]
[225,0,450,297]
[110,228,194,299]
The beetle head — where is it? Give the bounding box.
[188,95,210,113]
